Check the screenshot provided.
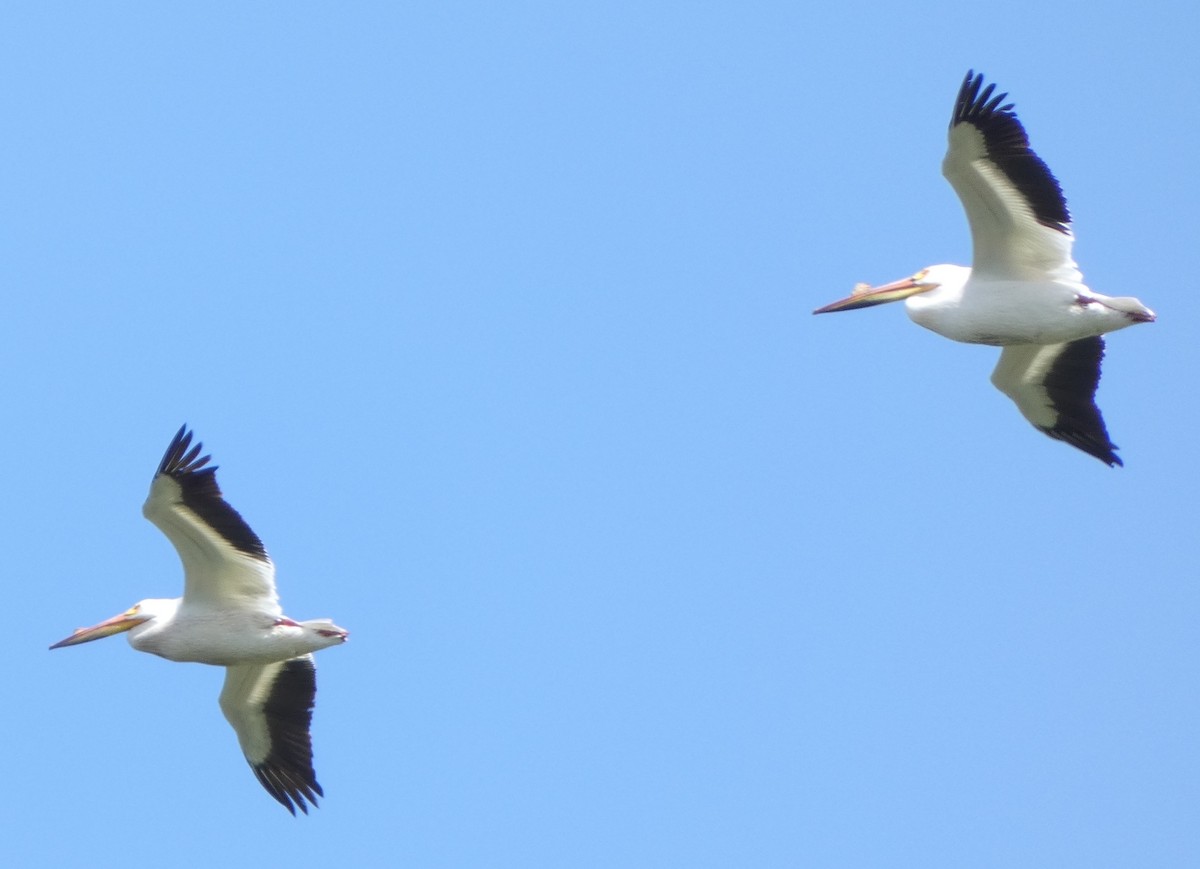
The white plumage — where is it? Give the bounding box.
[814,71,1155,466]
[51,426,348,813]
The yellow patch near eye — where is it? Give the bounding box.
[126,605,140,616]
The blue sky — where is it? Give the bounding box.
[7,2,1200,866]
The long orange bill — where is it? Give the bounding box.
[813,277,923,314]
[49,611,148,650]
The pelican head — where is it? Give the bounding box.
[49,599,172,650]
[813,264,968,314]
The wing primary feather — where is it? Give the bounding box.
[156,425,211,477]
[1036,337,1122,467]
[950,70,1071,234]
[224,657,325,815]
[992,340,1122,467]
[153,425,268,561]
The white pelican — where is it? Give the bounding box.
[813,71,1155,466]
[51,426,348,814]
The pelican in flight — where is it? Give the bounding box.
[51,426,348,814]
[813,71,1155,466]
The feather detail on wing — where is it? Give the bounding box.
[943,71,1082,283]
[220,655,324,814]
[990,338,1121,466]
[142,426,280,608]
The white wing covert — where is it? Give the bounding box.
[142,426,280,610]
[219,655,324,815]
[942,71,1082,284]
[990,337,1120,467]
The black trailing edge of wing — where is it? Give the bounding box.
[155,425,269,560]
[251,657,324,815]
[951,70,1072,235]
[1036,337,1122,467]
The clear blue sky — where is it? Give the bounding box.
[8,2,1199,866]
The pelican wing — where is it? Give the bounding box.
[990,338,1121,466]
[220,655,324,815]
[142,426,280,609]
[942,71,1082,284]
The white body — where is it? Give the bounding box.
[127,598,344,666]
[51,427,346,814]
[903,266,1146,347]
[812,72,1155,466]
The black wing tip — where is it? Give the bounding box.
[1036,337,1123,467]
[952,70,1013,129]
[253,762,323,815]
[156,424,214,479]
[252,656,324,815]
[950,69,1071,234]
[153,424,269,560]
[1040,426,1123,467]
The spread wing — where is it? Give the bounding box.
[142,426,280,611]
[942,70,1082,284]
[219,655,324,814]
[990,338,1121,466]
